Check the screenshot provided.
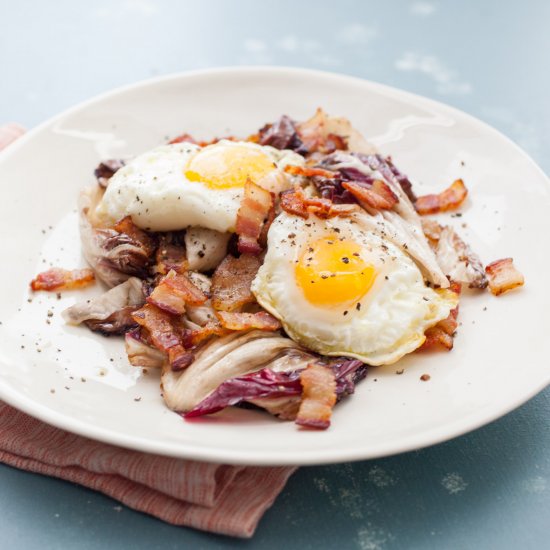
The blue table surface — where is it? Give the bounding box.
[1,1,549,548]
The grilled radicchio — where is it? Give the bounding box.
[185,358,366,429]
[259,109,377,156]
[161,330,304,412]
[94,159,125,188]
[184,227,231,272]
[63,277,145,335]
[79,186,157,288]
[125,328,166,368]
[258,115,306,152]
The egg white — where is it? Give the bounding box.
[252,212,458,366]
[95,140,304,233]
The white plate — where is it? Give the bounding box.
[0,67,548,465]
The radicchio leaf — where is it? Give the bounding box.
[314,153,415,205]
[184,359,366,419]
[258,115,306,153]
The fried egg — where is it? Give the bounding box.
[252,212,458,366]
[95,140,304,233]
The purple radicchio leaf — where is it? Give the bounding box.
[353,154,416,202]
[183,359,367,419]
[94,159,125,188]
[258,115,307,154]
[84,306,138,336]
[314,153,416,204]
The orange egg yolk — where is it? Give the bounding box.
[184,144,276,189]
[295,235,377,307]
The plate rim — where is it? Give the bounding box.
[1,65,549,465]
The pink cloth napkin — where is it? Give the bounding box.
[0,123,297,538]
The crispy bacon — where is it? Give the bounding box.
[259,198,276,248]
[147,270,207,315]
[280,187,309,218]
[296,109,349,154]
[131,303,193,371]
[325,133,347,153]
[210,254,262,312]
[168,133,199,145]
[30,268,95,292]
[284,165,337,179]
[169,134,236,146]
[167,348,195,371]
[295,364,337,430]
[155,242,187,275]
[415,179,468,215]
[113,216,157,257]
[485,258,524,296]
[168,133,235,147]
[236,179,274,255]
[421,328,455,350]
[306,197,357,218]
[419,282,461,351]
[302,195,333,217]
[132,303,181,350]
[342,179,399,210]
[280,186,357,220]
[181,321,229,348]
[216,311,281,331]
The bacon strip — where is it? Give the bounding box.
[113,216,157,256]
[342,179,399,210]
[132,304,181,350]
[415,179,468,215]
[30,268,95,291]
[259,198,276,248]
[280,186,357,220]
[210,254,262,312]
[147,270,207,315]
[168,134,231,147]
[168,133,199,145]
[280,187,309,218]
[284,165,337,179]
[182,321,229,348]
[155,242,187,275]
[216,311,281,331]
[295,364,337,430]
[236,179,273,255]
[421,327,455,350]
[131,303,193,371]
[419,282,461,351]
[485,258,524,296]
[295,108,348,154]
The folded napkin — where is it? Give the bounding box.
[0,124,296,538]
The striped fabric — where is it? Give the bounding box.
[0,125,297,538]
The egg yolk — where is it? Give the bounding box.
[295,235,377,307]
[184,144,276,189]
